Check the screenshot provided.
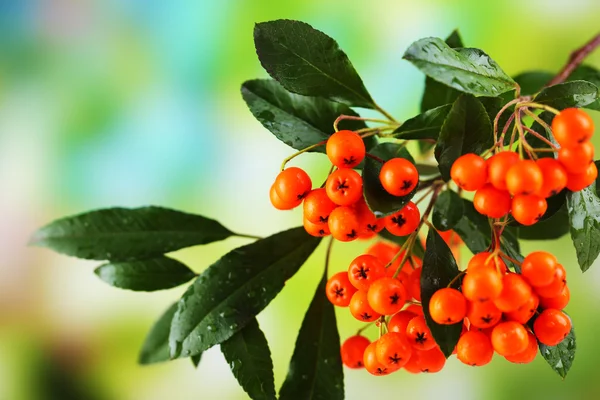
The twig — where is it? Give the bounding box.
[546,32,600,87]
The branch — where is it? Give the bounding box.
[546,32,600,87]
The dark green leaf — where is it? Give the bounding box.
[421,228,462,358]
[378,230,425,259]
[534,80,599,110]
[241,79,376,153]
[513,71,554,96]
[568,65,600,110]
[432,190,464,231]
[567,183,600,272]
[393,104,452,140]
[518,203,570,240]
[169,227,321,358]
[279,269,343,400]
[434,94,493,181]
[221,319,276,400]
[362,143,417,217]
[139,303,178,365]
[254,20,374,108]
[499,229,523,273]
[415,163,441,178]
[30,207,234,261]
[191,353,202,368]
[94,256,196,291]
[403,38,516,97]
[539,322,576,378]
[420,31,463,112]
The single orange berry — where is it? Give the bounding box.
[456,330,494,366]
[388,310,417,335]
[303,217,331,237]
[303,188,337,223]
[367,242,402,271]
[328,206,360,242]
[504,331,538,364]
[325,272,358,307]
[379,158,419,196]
[409,347,446,373]
[363,340,396,376]
[451,154,488,191]
[558,141,595,174]
[504,293,539,324]
[385,201,420,236]
[566,161,598,192]
[325,168,363,206]
[348,254,386,291]
[506,160,543,196]
[340,335,370,369]
[534,264,566,298]
[467,252,507,274]
[270,184,302,210]
[539,285,570,310]
[536,158,568,198]
[367,277,408,315]
[406,315,437,351]
[326,130,366,169]
[511,194,547,226]
[487,151,519,191]
[552,108,594,147]
[462,267,503,302]
[521,251,558,287]
[274,167,312,203]
[349,291,381,322]
[473,184,512,218]
[466,300,502,329]
[491,321,529,356]
[429,288,467,325]
[493,273,533,312]
[375,332,413,369]
[533,308,572,346]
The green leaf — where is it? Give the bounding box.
[534,80,599,110]
[513,71,554,96]
[221,318,276,400]
[393,104,452,140]
[94,256,196,291]
[169,227,321,358]
[139,303,178,365]
[420,30,463,112]
[568,66,600,110]
[362,143,417,217]
[378,230,425,259]
[403,37,516,97]
[567,183,600,272]
[518,203,570,240]
[279,269,343,400]
[420,228,462,358]
[539,322,576,378]
[432,190,464,231]
[191,353,202,368]
[241,79,376,153]
[254,19,374,108]
[30,206,234,261]
[434,94,493,181]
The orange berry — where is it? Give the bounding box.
[270,184,302,210]
[326,130,366,169]
[467,300,502,329]
[379,158,419,196]
[533,308,572,346]
[367,277,408,315]
[536,158,568,198]
[325,272,357,307]
[539,285,570,310]
[468,252,507,274]
[506,160,543,196]
[349,291,381,322]
[388,310,418,334]
[364,340,396,376]
[341,335,370,369]
[376,332,413,369]
[303,188,337,223]
[511,194,547,226]
[405,304,425,316]
[429,288,467,325]
[303,217,331,237]
[451,154,488,191]
[505,331,538,364]
[406,315,437,350]
[325,168,363,206]
[408,347,446,373]
[491,321,529,356]
[521,251,558,287]
[473,184,512,218]
[384,201,420,236]
[487,151,519,191]
[456,330,494,366]
[504,293,539,324]
[367,242,402,271]
[353,199,384,236]
[407,267,422,301]
[534,264,566,298]
[558,141,595,174]
[552,108,594,147]
[462,267,503,302]
[566,161,598,191]
[274,167,312,203]
[328,206,360,242]
[348,254,386,291]
[493,273,533,312]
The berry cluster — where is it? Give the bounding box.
[269,130,421,240]
[451,108,596,225]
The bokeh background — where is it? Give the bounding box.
[2,0,600,399]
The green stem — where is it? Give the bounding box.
[333,114,391,131]
[446,271,466,288]
[356,321,375,335]
[365,153,385,163]
[234,233,264,240]
[280,141,326,171]
[493,98,521,144]
[518,102,560,115]
[324,236,334,274]
[373,101,398,123]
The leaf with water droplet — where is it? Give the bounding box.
[94,256,196,291]
[30,206,234,261]
[221,318,276,400]
[432,190,464,231]
[279,268,343,400]
[567,179,600,272]
[139,303,181,365]
[538,318,576,378]
[169,227,321,359]
[534,80,599,110]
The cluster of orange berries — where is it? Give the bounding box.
[450,108,596,225]
[269,130,422,240]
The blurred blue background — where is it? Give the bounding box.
[2,0,600,399]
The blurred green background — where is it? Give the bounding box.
[2,0,600,399]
